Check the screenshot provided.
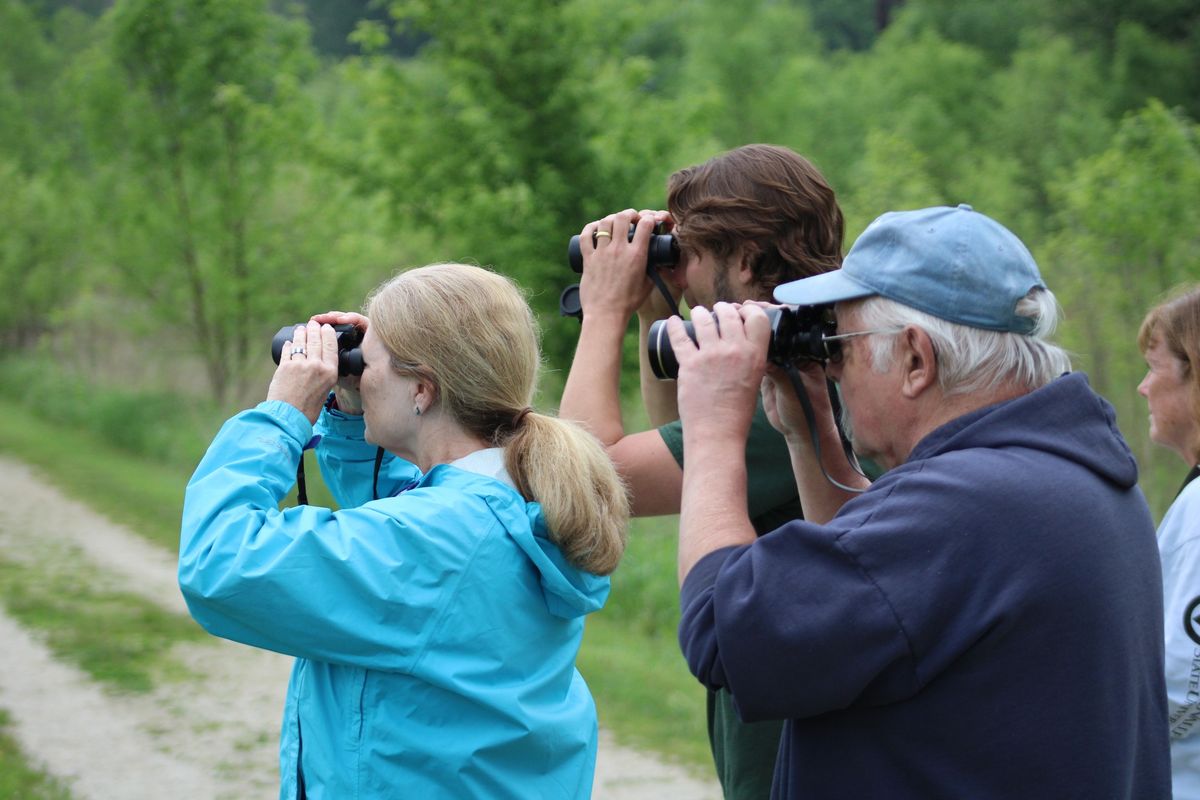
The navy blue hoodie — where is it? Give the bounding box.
[680,373,1170,799]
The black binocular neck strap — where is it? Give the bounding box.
[293,446,386,508]
[783,364,870,495]
[373,446,385,501]
[295,457,309,506]
[648,270,681,320]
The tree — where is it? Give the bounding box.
[333,0,683,374]
[1045,101,1200,512]
[91,0,320,401]
[979,31,1113,238]
[0,1,85,348]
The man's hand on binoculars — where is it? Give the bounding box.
[578,209,663,321]
[668,302,771,448]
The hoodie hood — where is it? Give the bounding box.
[421,463,610,620]
[910,372,1138,489]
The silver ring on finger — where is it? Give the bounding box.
[289,347,306,359]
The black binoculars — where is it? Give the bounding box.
[270,323,365,376]
[646,306,837,380]
[567,223,679,274]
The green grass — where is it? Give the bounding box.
[0,709,75,799]
[0,556,208,693]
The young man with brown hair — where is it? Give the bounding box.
[559,143,845,798]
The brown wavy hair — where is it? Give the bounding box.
[1138,282,1200,459]
[667,143,844,297]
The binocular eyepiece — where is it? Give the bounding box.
[647,306,837,380]
[271,323,365,376]
[567,222,680,274]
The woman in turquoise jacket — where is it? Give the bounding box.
[179,263,629,799]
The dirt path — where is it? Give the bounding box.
[0,455,720,799]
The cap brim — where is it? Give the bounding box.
[773,269,877,306]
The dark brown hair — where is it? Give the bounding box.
[667,144,844,295]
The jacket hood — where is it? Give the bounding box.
[910,372,1139,489]
[422,464,610,620]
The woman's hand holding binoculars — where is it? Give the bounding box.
[308,311,369,416]
[266,320,343,424]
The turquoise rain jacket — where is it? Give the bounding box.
[179,400,610,799]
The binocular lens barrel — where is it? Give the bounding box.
[645,307,835,380]
[647,319,685,380]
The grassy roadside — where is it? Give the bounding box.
[0,397,712,769]
[0,710,75,799]
[0,555,207,692]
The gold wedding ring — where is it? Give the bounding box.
[594,230,612,239]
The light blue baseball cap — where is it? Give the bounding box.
[773,204,1046,334]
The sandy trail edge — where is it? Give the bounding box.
[0,454,720,799]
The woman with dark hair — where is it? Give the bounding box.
[1138,283,1200,799]
[180,263,628,799]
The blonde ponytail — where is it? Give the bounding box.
[503,414,628,575]
[368,263,629,575]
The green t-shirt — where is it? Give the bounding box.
[658,397,799,799]
[658,397,804,536]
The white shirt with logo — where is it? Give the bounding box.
[1160,474,1200,800]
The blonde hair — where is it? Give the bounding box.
[366,263,628,575]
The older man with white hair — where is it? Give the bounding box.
[668,204,1170,799]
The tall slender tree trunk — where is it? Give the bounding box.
[222,111,251,395]
[168,135,228,403]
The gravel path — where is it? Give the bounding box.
[0,455,720,799]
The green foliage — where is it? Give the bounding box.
[668,0,824,147]
[71,0,404,401]
[106,0,312,371]
[0,709,74,800]
[333,0,690,368]
[979,32,1113,236]
[0,163,86,347]
[3,357,220,469]
[1046,101,1200,514]
[1109,20,1198,116]
[7,0,1195,434]
[0,2,88,348]
[0,1,62,168]
[896,0,1048,61]
[803,0,880,51]
[603,516,686,637]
